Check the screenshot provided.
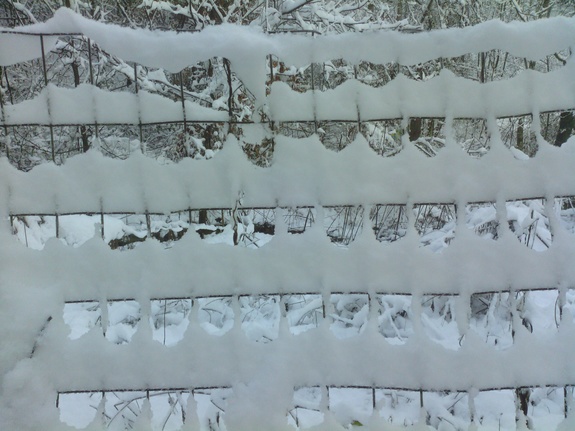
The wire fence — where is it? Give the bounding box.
[8,196,574,251]
[2,19,575,431]
[59,287,573,343]
[55,385,575,430]
[1,32,573,170]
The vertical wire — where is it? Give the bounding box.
[87,37,99,140]
[41,35,56,163]
[134,63,144,152]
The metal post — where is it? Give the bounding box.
[39,35,56,162]
[268,54,274,91]
[179,71,187,148]
[133,63,139,94]
[100,211,105,240]
[2,73,13,159]
[23,217,29,247]
[145,211,151,238]
[134,63,144,153]
[49,125,55,163]
[100,391,106,426]
[3,66,15,104]
[88,38,99,140]
[0,67,5,124]
[87,38,94,85]
[162,298,167,345]
[40,35,48,86]
[179,71,187,129]
[223,58,233,119]
[354,64,361,130]
[565,386,569,418]
[137,125,144,155]
[311,63,318,133]
[268,58,275,132]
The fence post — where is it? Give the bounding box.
[40,35,48,87]
[223,58,233,119]
[353,64,361,130]
[87,38,99,140]
[564,386,569,418]
[179,71,187,130]
[145,211,151,238]
[311,61,318,133]
[2,66,13,159]
[2,65,14,104]
[87,38,94,86]
[40,35,56,162]
[133,63,144,153]
[515,387,530,425]
[100,212,105,240]
[0,66,5,126]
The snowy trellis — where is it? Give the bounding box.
[1,8,575,431]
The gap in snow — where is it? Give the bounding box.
[8,196,571,251]
[56,385,575,430]
[413,203,456,253]
[498,114,538,159]
[324,206,364,246]
[506,198,552,251]
[266,49,570,95]
[408,117,446,157]
[377,294,414,345]
[58,387,231,431]
[555,196,575,235]
[61,289,573,348]
[2,113,573,169]
[466,202,498,240]
[105,299,141,345]
[360,120,404,157]
[285,294,324,335]
[453,118,490,157]
[329,293,369,339]
[197,296,234,336]
[420,294,462,351]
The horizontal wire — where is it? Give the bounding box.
[10,197,574,217]
[56,383,574,396]
[1,109,574,128]
[64,286,574,304]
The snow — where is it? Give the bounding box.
[1,133,574,214]
[0,8,574,431]
[3,84,227,125]
[0,33,58,66]
[2,10,575,107]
